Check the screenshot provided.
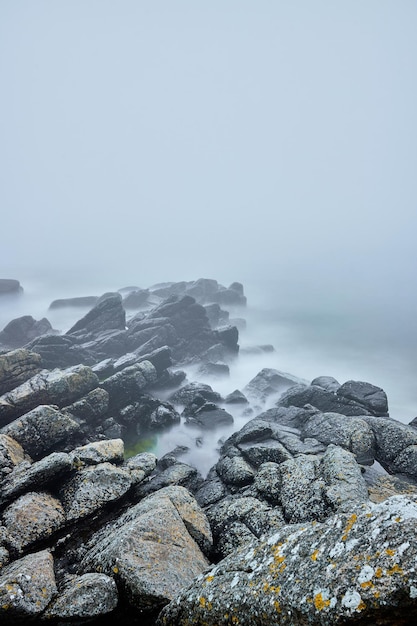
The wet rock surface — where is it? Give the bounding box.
[0,278,416,625]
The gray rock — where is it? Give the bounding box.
[169,381,222,405]
[205,495,285,559]
[2,491,66,554]
[80,486,211,613]
[244,368,303,403]
[0,550,57,622]
[303,412,376,465]
[59,462,132,522]
[1,405,79,459]
[216,454,256,487]
[0,315,55,349]
[0,434,27,481]
[311,375,341,392]
[134,462,204,498]
[100,360,157,410]
[63,387,109,423]
[1,451,72,504]
[0,349,42,395]
[321,444,369,509]
[44,572,118,619]
[66,292,126,336]
[224,389,249,404]
[239,439,293,468]
[185,407,234,430]
[337,379,389,416]
[0,279,22,295]
[364,416,417,479]
[277,383,375,416]
[69,439,125,467]
[0,364,99,426]
[159,495,417,626]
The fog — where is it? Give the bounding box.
[1,2,417,424]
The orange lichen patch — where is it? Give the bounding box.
[112,566,119,574]
[375,567,383,578]
[360,581,373,589]
[342,514,357,541]
[2,604,10,610]
[231,616,239,624]
[269,543,287,575]
[395,516,402,522]
[373,590,381,599]
[274,600,282,613]
[314,593,331,611]
[358,600,366,611]
[311,550,320,561]
[263,581,281,594]
[205,575,214,583]
[386,564,403,576]
[385,548,396,557]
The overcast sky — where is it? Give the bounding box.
[1,1,416,304]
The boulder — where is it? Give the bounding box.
[1,405,79,459]
[134,462,204,499]
[0,550,57,622]
[158,496,417,626]
[80,486,212,614]
[364,416,417,480]
[244,368,303,403]
[2,491,66,554]
[0,315,55,349]
[43,572,118,620]
[0,349,42,395]
[0,364,99,426]
[169,381,222,405]
[337,380,389,416]
[100,361,157,410]
[25,334,90,369]
[122,288,150,308]
[0,434,27,481]
[66,292,125,336]
[0,279,23,295]
[277,383,375,416]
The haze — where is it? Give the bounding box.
[1,1,416,310]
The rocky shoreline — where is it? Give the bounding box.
[1,278,417,624]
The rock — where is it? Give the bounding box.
[63,387,109,424]
[0,315,55,349]
[0,279,23,295]
[0,451,72,504]
[1,405,79,459]
[215,325,239,353]
[169,381,222,405]
[58,462,132,522]
[0,364,99,426]
[0,434,27,481]
[210,286,247,306]
[123,452,157,485]
[134,462,204,498]
[244,368,303,403]
[66,292,125,336]
[204,303,229,328]
[44,572,118,620]
[311,375,341,392]
[100,361,157,410]
[216,453,256,487]
[238,438,292,467]
[80,486,212,614]
[184,400,234,430]
[364,416,417,479]
[25,334,89,369]
[118,395,180,435]
[49,295,98,309]
[159,495,417,626]
[205,494,285,559]
[69,439,125,466]
[337,380,389,416]
[137,345,173,374]
[122,288,150,308]
[0,349,42,395]
[2,491,66,554]
[277,383,375,416]
[224,389,249,404]
[197,362,230,378]
[302,412,376,465]
[0,550,57,622]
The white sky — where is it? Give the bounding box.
[1,1,416,301]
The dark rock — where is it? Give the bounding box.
[49,296,98,309]
[364,416,417,479]
[224,389,249,404]
[0,364,99,426]
[337,380,389,416]
[0,550,57,622]
[0,279,23,295]
[137,345,172,373]
[118,395,180,434]
[203,303,229,328]
[44,572,118,620]
[0,349,42,395]
[1,405,79,459]
[152,368,187,390]
[66,292,125,336]
[63,387,109,424]
[169,382,222,405]
[185,407,234,430]
[216,453,256,487]
[197,362,230,378]
[25,334,90,369]
[215,325,239,353]
[134,462,204,498]
[0,434,27,481]
[100,361,157,410]
[0,315,55,349]
[277,383,375,416]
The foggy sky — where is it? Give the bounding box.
[1,1,416,305]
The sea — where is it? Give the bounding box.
[1,269,416,477]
